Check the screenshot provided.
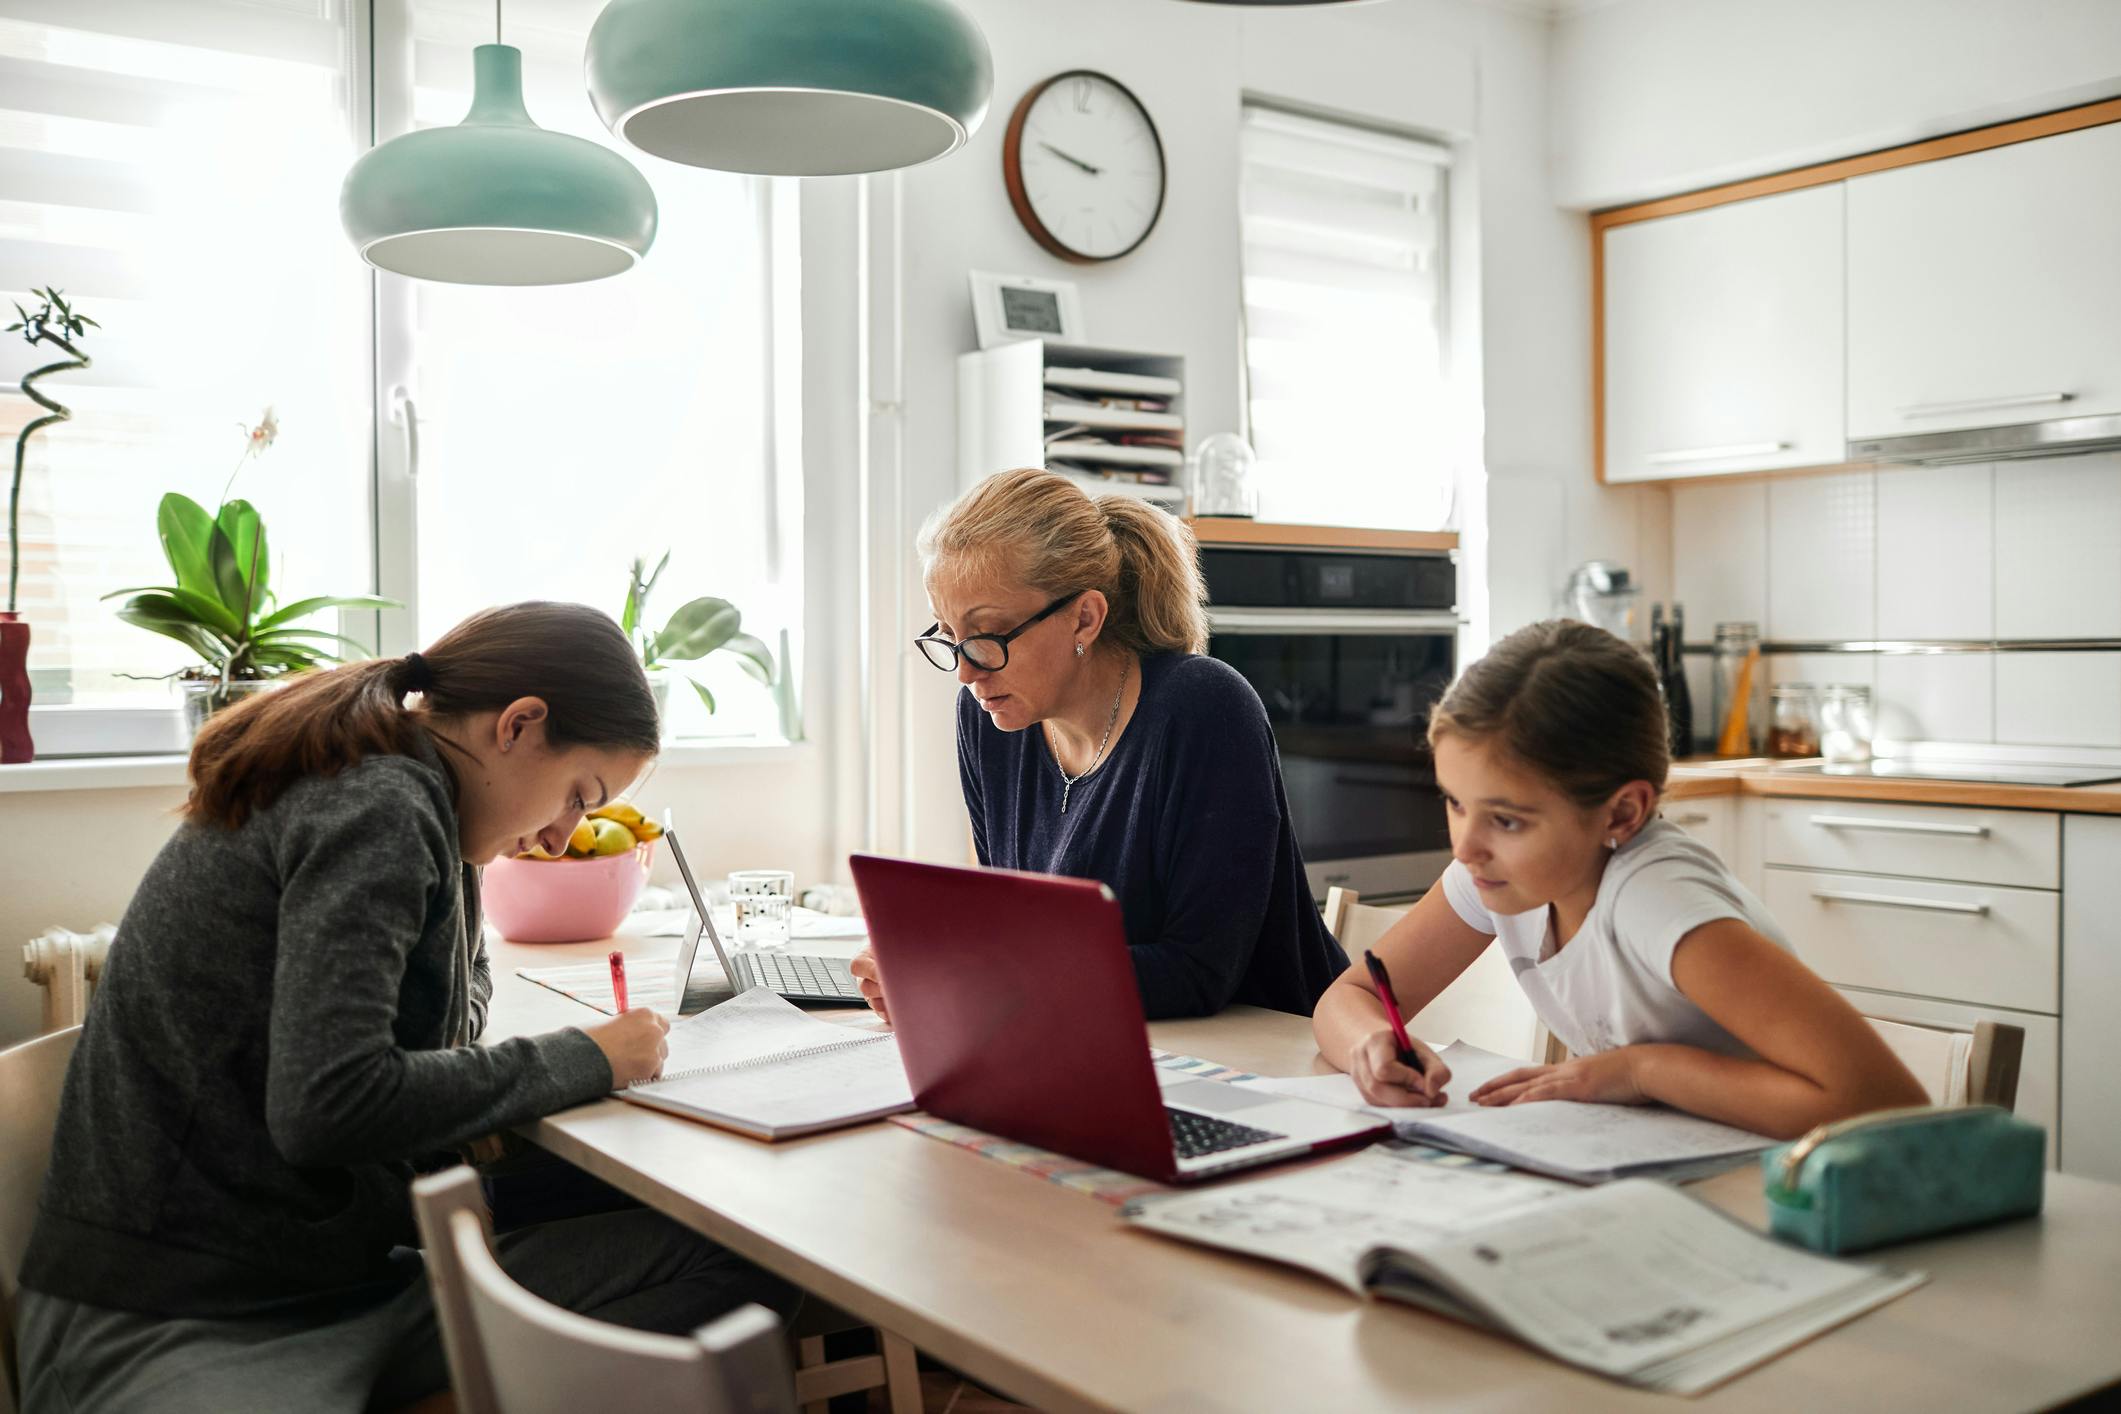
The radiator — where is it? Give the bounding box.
[22,925,114,1032]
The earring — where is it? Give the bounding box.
[1606,837,1618,850]
[1075,643,1085,657]
[502,741,511,753]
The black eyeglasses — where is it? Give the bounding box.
[914,594,1080,673]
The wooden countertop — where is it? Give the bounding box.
[1665,760,2121,814]
[1186,519,1457,552]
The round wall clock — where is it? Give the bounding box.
[1002,70,1166,263]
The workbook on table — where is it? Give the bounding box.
[1123,1148,1924,1395]
[616,987,914,1140]
[1237,1041,1777,1184]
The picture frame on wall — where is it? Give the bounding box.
[969,270,1086,350]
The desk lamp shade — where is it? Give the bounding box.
[341,45,658,285]
[585,0,992,176]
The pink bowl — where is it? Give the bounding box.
[482,845,649,943]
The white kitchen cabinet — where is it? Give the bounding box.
[1848,121,2121,440]
[1603,183,1845,482]
[1662,796,1735,865]
[2061,815,2121,1183]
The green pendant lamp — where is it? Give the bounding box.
[585,0,992,176]
[341,10,657,284]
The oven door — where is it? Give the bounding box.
[1206,610,1457,906]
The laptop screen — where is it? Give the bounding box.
[664,829,737,1002]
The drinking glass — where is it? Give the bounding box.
[727,869,795,948]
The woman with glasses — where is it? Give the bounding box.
[848,468,1349,1021]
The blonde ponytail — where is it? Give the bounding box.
[921,469,1207,656]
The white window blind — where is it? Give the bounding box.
[396,0,801,744]
[0,0,372,717]
[1239,103,1453,530]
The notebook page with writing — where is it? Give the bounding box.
[1400,1097,1775,1184]
[1234,1040,1527,1120]
[651,985,870,1078]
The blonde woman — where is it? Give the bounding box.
[849,468,1349,1021]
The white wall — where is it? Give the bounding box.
[1552,0,2121,208]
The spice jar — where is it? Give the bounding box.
[1710,622,1766,756]
[1818,684,1875,765]
[1768,684,1820,758]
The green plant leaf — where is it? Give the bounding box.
[621,564,640,637]
[246,644,331,671]
[214,499,268,614]
[114,597,231,664]
[685,675,716,715]
[98,583,241,640]
[653,597,739,663]
[252,627,375,658]
[722,631,776,685]
[156,494,219,601]
[253,594,399,633]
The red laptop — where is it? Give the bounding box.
[848,854,1388,1183]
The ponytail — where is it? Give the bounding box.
[920,468,1207,656]
[186,601,659,829]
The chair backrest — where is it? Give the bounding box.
[1322,889,1542,1060]
[0,1026,82,1413]
[1864,1015,2023,1112]
[411,1168,795,1414]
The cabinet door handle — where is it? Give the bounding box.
[1667,811,1713,825]
[1806,813,1989,838]
[1896,391,2073,418]
[1811,889,1989,917]
[1645,441,1791,465]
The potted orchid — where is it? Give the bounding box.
[622,551,775,735]
[104,411,398,737]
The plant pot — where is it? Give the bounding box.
[482,845,650,943]
[181,676,280,741]
[0,611,32,764]
[647,670,672,741]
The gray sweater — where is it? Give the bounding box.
[18,738,612,1318]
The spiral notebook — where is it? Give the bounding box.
[615,986,914,1140]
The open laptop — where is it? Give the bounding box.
[848,853,1389,1183]
[665,829,865,1009]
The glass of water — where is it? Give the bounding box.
[727,869,795,948]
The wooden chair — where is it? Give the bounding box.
[0,1026,81,1414]
[410,1166,796,1414]
[1322,889,1542,1060]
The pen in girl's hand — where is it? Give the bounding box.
[1363,948,1426,1075]
[608,950,629,1012]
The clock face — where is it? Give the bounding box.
[1004,71,1166,263]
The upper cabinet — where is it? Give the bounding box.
[1847,122,2121,440]
[1602,184,1845,483]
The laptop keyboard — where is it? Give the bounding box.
[737,952,865,999]
[1167,1108,1287,1161]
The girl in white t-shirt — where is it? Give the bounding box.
[1313,619,1925,1139]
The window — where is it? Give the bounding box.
[6,0,800,753]
[393,1,802,744]
[2,1,370,726]
[1238,103,1454,530]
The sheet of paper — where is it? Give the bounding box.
[640,1029,912,1131]
[1403,1097,1774,1180]
[1123,1148,1566,1294]
[654,985,880,1079]
[1234,1040,1531,1119]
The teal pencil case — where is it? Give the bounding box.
[1762,1105,2045,1255]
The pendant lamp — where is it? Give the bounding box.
[341,21,657,285]
[585,0,992,177]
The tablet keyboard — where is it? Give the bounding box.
[735,951,865,1000]
[1167,1108,1286,1160]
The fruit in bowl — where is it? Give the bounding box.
[482,803,662,943]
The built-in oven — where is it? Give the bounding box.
[1202,543,1458,906]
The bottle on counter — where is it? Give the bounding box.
[1665,603,1694,757]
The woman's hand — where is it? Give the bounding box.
[1349,1030,1449,1107]
[849,948,890,1027]
[1472,1049,1648,1108]
[585,1007,671,1087]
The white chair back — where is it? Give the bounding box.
[411,1167,796,1414]
[1864,1015,2023,1111]
[0,1026,81,1414]
[1322,890,1541,1060]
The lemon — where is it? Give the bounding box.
[589,818,636,857]
[629,818,663,841]
[566,820,598,857]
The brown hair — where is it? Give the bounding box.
[186,601,660,829]
[919,468,1208,655]
[1427,619,1670,808]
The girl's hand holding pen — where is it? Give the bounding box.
[1350,1029,1450,1107]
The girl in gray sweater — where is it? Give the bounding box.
[16,601,795,1413]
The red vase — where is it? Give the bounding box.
[0,611,31,764]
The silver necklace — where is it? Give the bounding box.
[1048,657,1129,814]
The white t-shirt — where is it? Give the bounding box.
[1439,818,1795,1059]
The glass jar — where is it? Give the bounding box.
[1709,622,1767,756]
[1818,684,1876,765]
[1768,683,1820,758]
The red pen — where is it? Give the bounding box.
[608,950,629,1013]
[1363,949,1426,1075]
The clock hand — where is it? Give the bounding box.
[1038,140,1103,176]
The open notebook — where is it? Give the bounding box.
[616,987,914,1140]
[1124,1148,1925,1395]
[1238,1041,1777,1184]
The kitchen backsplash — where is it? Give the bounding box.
[1669,451,2121,750]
